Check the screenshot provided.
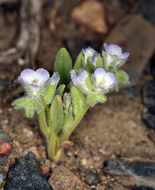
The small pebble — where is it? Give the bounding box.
[143,113,155,130]
[81,159,87,166]
[0,133,11,143]
[0,142,11,155]
[143,80,155,114]
[4,152,51,190]
[85,169,100,186]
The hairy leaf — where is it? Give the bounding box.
[54,48,72,85]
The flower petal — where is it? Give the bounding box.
[18,69,36,84]
[121,52,130,59]
[36,68,50,85]
[94,68,117,90]
[103,43,109,52]
[103,72,117,89]
[71,69,88,87]
[94,68,106,84]
[108,44,122,56]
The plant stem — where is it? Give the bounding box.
[38,107,50,139]
[48,130,57,160]
[38,104,89,162]
[62,104,89,141]
[38,107,58,161]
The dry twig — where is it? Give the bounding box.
[0,0,19,3]
[50,0,60,40]
[0,0,42,66]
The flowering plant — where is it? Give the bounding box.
[12,43,129,162]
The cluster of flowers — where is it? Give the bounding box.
[71,43,129,106]
[12,43,129,161]
[16,43,129,111]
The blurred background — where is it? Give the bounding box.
[0,0,155,190]
[0,0,154,97]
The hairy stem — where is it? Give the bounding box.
[62,104,89,141]
[47,130,57,160]
[38,104,89,162]
[38,107,50,139]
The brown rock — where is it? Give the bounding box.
[71,0,108,34]
[49,165,90,190]
[105,14,155,86]
[104,0,130,25]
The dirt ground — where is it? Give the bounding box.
[1,85,155,189]
[0,0,155,189]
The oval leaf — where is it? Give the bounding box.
[74,52,85,71]
[116,71,129,84]
[49,95,64,134]
[54,48,72,85]
[71,86,86,116]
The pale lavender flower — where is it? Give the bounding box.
[104,43,129,66]
[82,47,98,66]
[18,68,50,95]
[71,69,89,89]
[94,68,117,91]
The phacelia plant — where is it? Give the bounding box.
[12,43,130,162]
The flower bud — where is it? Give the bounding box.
[82,47,98,66]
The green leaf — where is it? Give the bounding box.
[85,77,92,91]
[96,94,107,104]
[96,55,103,68]
[49,95,64,134]
[12,97,31,109]
[63,108,74,132]
[86,59,92,73]
[86,92,97,107]
[25,105,34,118]
[108,84,119,93]
[88,57,95,70]
[102,51,107,67]
[74,52,85,71]
[71,86,86,116]
[110,60,117,67]
[43,84,56,105]
[32,97,43,113]
[116,61,126,68]
[54,48,72,85]
[116,71,129,84]
[56,84,65,97]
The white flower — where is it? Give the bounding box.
[18,68,50,95]
[94,68,117,91]
[71,69,89,90]
[104,43,130,66]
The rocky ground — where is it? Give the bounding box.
[0,0,155,189]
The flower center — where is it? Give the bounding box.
[112,54,118,57]
[31,79,39,85]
